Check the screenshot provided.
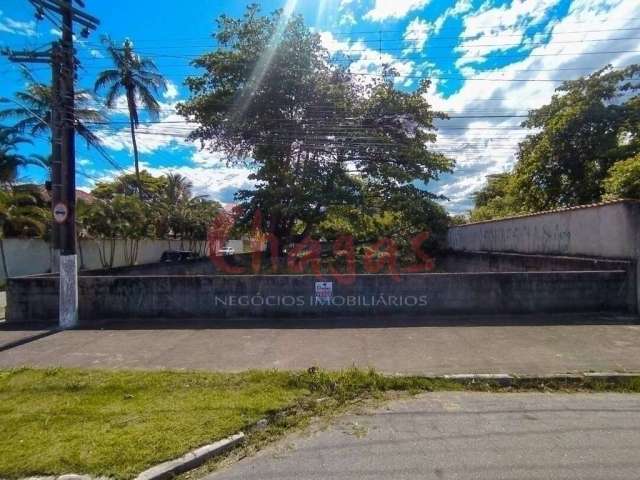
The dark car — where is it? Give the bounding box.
[160,250,198,262]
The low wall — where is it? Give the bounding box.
[0,238,198,281]
[448,200,640,258]
[7,270,634,324]
[448,200,640,313]
[0,238,257,281]
[439,251,633,273]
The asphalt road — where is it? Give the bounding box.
[207,392,640,480]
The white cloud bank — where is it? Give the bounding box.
[429,0,640,213]
[364,0,431,22]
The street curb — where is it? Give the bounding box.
[134,432,245,480]
[440,372,640,385]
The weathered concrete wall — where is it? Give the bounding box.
[448,201,640,259]
[439,251,633,273]
[7,270,633,324]
[448,201,640,313]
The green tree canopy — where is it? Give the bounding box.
[603,153,640,200]
[178,5,453,249]
[92,170,168,201]
[88,170,221,242]
[470,64,640,220]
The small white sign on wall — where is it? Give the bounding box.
[315,281,333,304]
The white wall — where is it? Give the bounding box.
[448,200,640,312]
[0,238,246,281]
[448,201,640,259]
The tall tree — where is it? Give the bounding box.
[164,172,193,205]
[470,64,640,220]
[178,5,453,251]
[94,37,167,199]
[0,69,106,150]
[92,169,167,201]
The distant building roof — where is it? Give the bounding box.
[33,185,96,204]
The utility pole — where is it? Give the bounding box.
[57,0,78,328]
[51,42,62,259]
[6,0,99,328]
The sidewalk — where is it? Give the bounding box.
[0,314,639,375]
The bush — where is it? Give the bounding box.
[603,154,640,200]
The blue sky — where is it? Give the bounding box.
[1,0,639,213]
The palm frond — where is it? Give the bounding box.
[94,69,122,93]
[136,85,162,120]
[105,83,124,109]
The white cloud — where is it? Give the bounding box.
[339,0,357,10]
[0,11,37,36]
[455,0,564,68]
[320,31,414,81]
[429,0,640,213]
[89,49,103,58]
[95,97,194,154]
[403,17,432,53]
[139,156,255,206]
[339,12,357,26]
[163,80,179,100]
[364,0,431,21]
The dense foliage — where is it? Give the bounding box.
[470,64,640,221]
[84,171,221,262]
[178,5,453,250]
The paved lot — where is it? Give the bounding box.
[207,392,640,480]
[0,314,639,375]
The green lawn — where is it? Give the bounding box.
[1,368,639,479]
[0,368,308,479]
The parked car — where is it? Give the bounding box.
[160,250,197,262]
[218,246,235,256]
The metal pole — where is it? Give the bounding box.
[58,0,77,328]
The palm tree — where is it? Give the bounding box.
[0,126,39,185]
[165,172,193,205]
[0,68,106,150]
[94,37,167,199]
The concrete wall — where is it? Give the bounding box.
[448,201,640,313]
[0,238,254,281]
[438,251,633,273]
[448,201,640,259]
[7,270,633,324]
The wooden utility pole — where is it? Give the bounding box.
[5,0,99,328]
[51,41,62,254]
[57,0,78,327]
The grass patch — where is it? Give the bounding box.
[1,368,639,479]
[0,368,305,479]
